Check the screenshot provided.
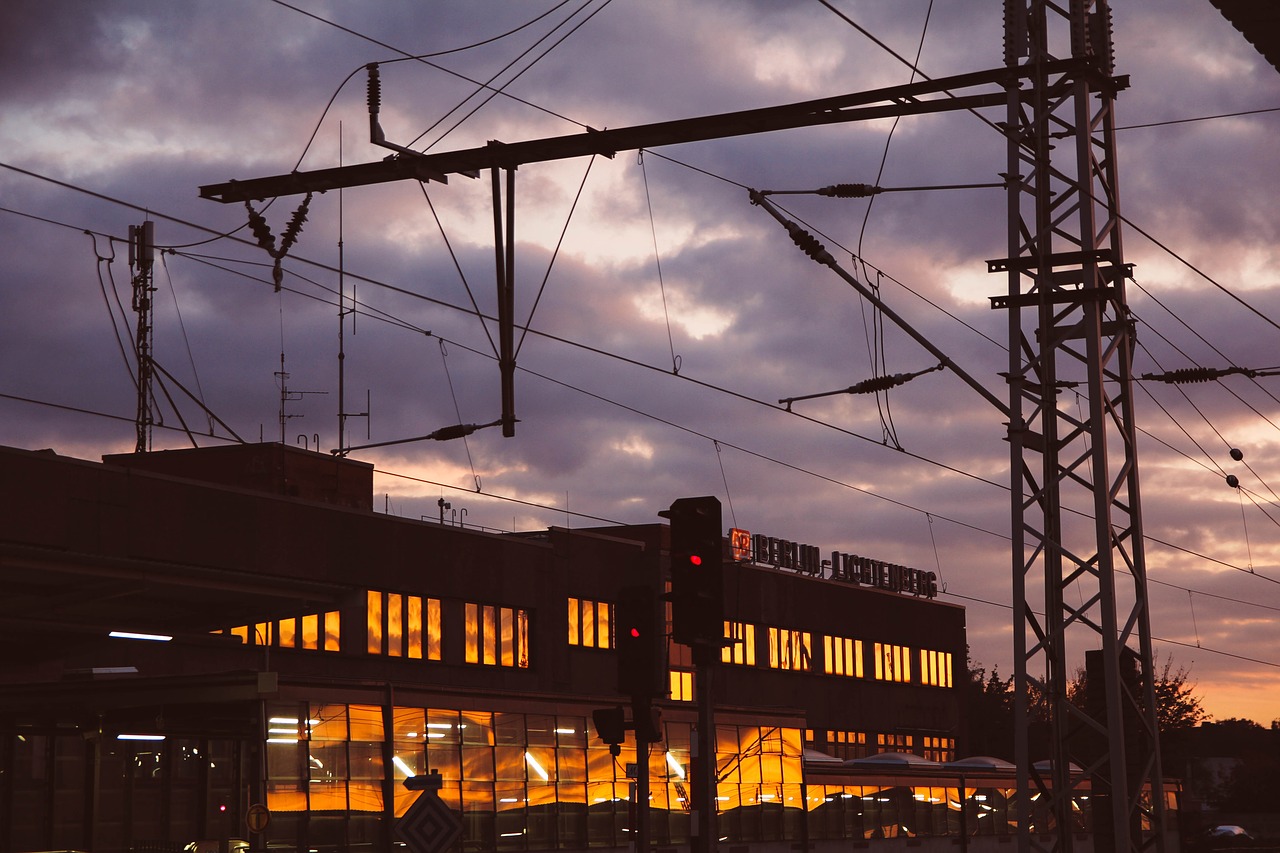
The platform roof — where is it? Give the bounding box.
[1210,0,1280,74]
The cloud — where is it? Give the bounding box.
[3,0,1279,725]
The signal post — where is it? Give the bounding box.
[660,497,723,853]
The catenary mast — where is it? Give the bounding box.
[997,3,1164,853]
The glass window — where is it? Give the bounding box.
[301,613,319,649]
[325,610,341,651]
[874,642,912,682]
[348,704,384,742]
[670,669,695,702]
[722,621,756,665]
[824,635,864,677]
[310,705,348,741]
[494,746,526,782]
[368,590,441,660]
[525,714,556,748]
[767,627,811,671]
[366,591,382,654]
[407,595,422,658]
[466,603,530,668]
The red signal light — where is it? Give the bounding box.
[689,555,703,566]
[630,627,641,638]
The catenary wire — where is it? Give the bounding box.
[1122,213,1280,336]
[285,0,584,169]
[407,0,614,152]
[1115,105,1280,131]
[6,163,1275,593]
[262,225,1280,590]
[3,155,1271,537]
[85,232,137,389]
[5,41,1274,596]
[1132,277,1280,420]
[266,0,593,171]
[850,0,935,449]
[5,11,1274,686]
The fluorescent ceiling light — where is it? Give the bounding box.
[109,630,173,642]
[524,752,549,781]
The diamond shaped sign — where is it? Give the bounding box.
[397,780,462,853]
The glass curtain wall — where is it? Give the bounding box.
[263,702,805,851]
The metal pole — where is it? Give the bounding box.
[693,647,717,853]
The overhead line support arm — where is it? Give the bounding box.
[749,191,1010,418]
[197,62,1083,204]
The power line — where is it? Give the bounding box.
[265,0,592,162]
[407,0,615,152]
[6,162,1276,595]
[10,24,1280,604]
[1115,105,1280,131]
[1122,213,1280,335]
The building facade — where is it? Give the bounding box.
[0,443,970,853]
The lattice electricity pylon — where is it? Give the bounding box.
[993,4,1165,853]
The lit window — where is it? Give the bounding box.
[669,669,695,702]
[824,730,868,760]
[918,649,953,687]
[767,627,811,671]
[219,611,340,653]
[367,590,442,660]
[823,635,863,677]
[873,642,911,683]
[876,732,914,753]
[922,735,955,761]
[567,598,612,648]
[721,621,756,665]
[466,602,529,668]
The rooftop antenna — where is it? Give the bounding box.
[128,220,156,452]
[336,122,371,453]
[276,351,327,445]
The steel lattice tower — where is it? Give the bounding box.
[997,3,1166,853]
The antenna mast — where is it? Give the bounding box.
[129,220,156,453]
[336,123,369,452]
[276,351,327,445]
[338,124,347,452]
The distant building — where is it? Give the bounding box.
[0,442,973,852]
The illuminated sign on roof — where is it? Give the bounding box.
[729,527,939,600]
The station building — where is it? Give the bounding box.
[0,442,971,853]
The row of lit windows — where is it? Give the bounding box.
[803,730,955,763]
[367,590,442,660]
[264,703,803,824]
[716,628,949,689]
[921,736,956,762]
[222,593,527,669]
[818,730,868,760]
[220,611,340,650]
[878,732,914,751]
[567,598,612,649]
[722,621,756,665]
[824,636,864,678]
[919,649,954,687]
[465,603,530,668]
[767,627,812,671]
[228,594,944,686]
[874,642,912,683]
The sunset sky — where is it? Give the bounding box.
[2,1,1278,726]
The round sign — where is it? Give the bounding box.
[246,802,271,833]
